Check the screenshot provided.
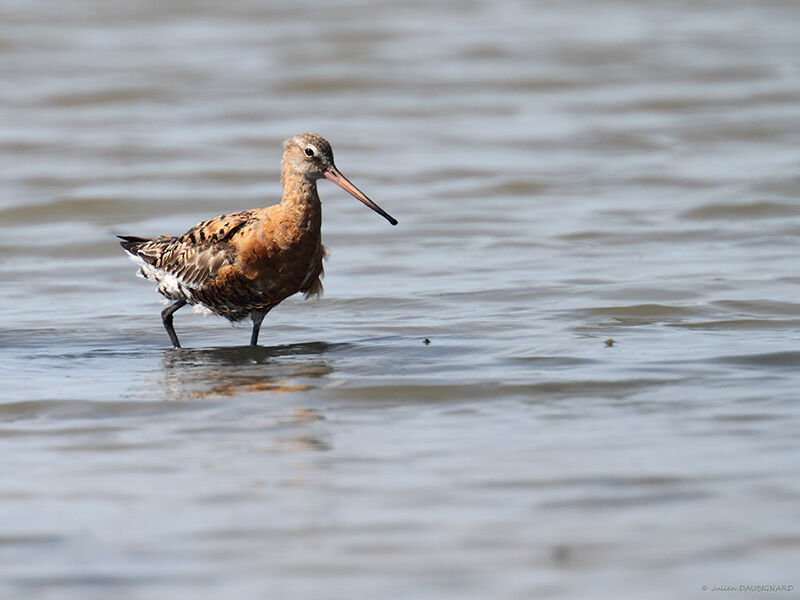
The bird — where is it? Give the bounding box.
[119,132,397,348]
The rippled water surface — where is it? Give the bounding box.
[1,1,800,598]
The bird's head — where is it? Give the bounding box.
[282,133,397,225]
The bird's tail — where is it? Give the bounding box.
[118,235,151,253]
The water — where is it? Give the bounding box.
[1,1,799,598]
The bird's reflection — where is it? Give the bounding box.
[279,434,331,452]
[160,341,338,400]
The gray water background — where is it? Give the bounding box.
[1,1,799,598]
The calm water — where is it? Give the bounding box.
[1,1,800,598]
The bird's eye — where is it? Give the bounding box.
[304,148,315,157]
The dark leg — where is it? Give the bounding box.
[161,299,187,348]
[250,309,268,346]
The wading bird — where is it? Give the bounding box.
[120,133,397,348]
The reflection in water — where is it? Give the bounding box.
[160,341,337,400]
[279,435,331,452]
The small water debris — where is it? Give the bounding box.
[551,544,571,565]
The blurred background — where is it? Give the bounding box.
[1,1,799,598]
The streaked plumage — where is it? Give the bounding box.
[120,133,397,348]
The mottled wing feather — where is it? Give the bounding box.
[120,211,256,294]
[157,241,234,289]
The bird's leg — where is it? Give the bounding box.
[161,299,187,348]
[250,309,269,346]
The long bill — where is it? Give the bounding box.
[324,166,398,226]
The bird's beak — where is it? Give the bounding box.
[324,165,398,226]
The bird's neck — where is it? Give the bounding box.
[279,164,322,231]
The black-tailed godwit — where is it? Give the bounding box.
[120,133,397,348]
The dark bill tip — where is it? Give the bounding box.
[324,167,398,226]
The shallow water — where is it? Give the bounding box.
[1,1,800,598]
